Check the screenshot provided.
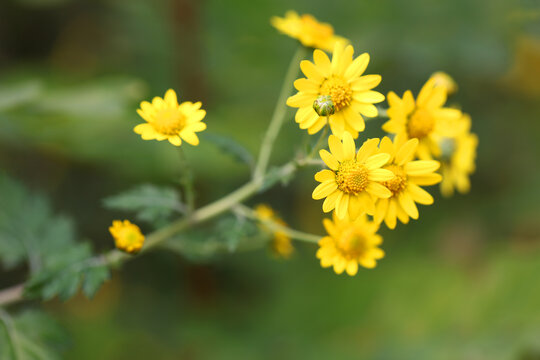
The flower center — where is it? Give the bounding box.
[407,108,434,139]
[320,76,352,112]
[337,228,368,258]
[382,164,407,195]
[335,160,368,194]
[152,108,185,135]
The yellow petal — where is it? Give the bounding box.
[366,182,392,199]
[312,181,338,200]
[398,191,418,219]
[346,261,358,276]
[300,60,324,82]
[404,160,440,176]
[374,198,388,224]
[180,131,199,146]
[409,173,443,186]
[341,131,356,160]
[168,135,182,146]
[365,153,391,170]
[353,91,385,104]
[313,49,331,77]
[319,149,339,170]
[164,89,178,107]
[350,74,382,91]
[323,190,341,213]
[356,138,379,162]
[395,138,419,166]
[344,53,369,79]
[315,169,336,182]
[407,184,434,205]
[328,135,345,162]
[287,93,314,108]
[294,78,319,93]
[385,199,397,229]
[334,192,348,219]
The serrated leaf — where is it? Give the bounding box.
[103,184,183,225]
[0,173,109,301]
[82,265,110,299]
[201,132,254,169]
[0,309,68,360]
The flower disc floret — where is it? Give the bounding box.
[287,43,384,138]
[312,132,394,220]
[316,213,384,276]
[134,89,207,147]
[109,220,145,254]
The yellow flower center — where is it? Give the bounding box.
[152,108,185,135]
[407,108,434,139]
[336,160,368,194]
[382,164,407,195]
[337,227,368,259]
[320,76,352,112]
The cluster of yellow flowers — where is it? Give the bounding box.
[108,11,478,276]
[280,12,478,275]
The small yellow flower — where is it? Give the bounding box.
[439,114,478,197]
[374,136,442,229]
[287,42,384,138]
[270,11,347,52]
[429,71,458,95]
[254,204,294,258]
[317,213,384,276]
[109,220,145,254]
[313,132,394,220]
[382,78,462,160]
[134,89,207,147]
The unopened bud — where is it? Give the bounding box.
[313,95,335,116]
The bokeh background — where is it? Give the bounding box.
[1,0,540,359]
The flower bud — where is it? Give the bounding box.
[313,95,335,116]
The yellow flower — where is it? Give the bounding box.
[270,11,347,52]
[317,213,384,276]
[312,132,394,220]
[382,78,462,159]
[287,42,384,138]
[439,114,478,197]
[374,136,442,229]
[429,71,458,95]
[134,89,207,146]
[109,220,145,254]
[254,204,294,258]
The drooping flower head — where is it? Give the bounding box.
[109,220,145,254]
[313,132,394,220]
[382,78,462,159]
[254,204,294,258]
[271,11,347,52]
[135,89,207,147]
[317,213,385,276]
[374,136,442,229]
[287,42,385,138]
[438,114,478,197]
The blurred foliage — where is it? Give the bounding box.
[0,0,539,358]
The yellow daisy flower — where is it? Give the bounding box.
[287,42,385,138]
[254,204,294,258]
[109,220,145,254]
[374,136,442,229]
[270,11,347,52]
[429,71,458,95]
[317,213,384,276]
[382,78,462,159]
[312,132,394,220]
[134,89,207,147]
[439,114,478,197]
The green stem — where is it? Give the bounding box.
[253,46,308,180]
[177,147,195,213]
[0,308,23,360]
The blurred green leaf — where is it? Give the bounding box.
[103,184,183,225]
[0,80,43,111]
[0,173,109,301]
[201,132,255,170]
[0,309,68,360]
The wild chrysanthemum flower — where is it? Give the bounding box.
[374,136,442,229]
[313,132,394,220]
[109,220,145,254]
[439,114,478,197]
[317,213,384,275]
[287,42,384,138]
[382,78,462,159]
[429,71,458,95]
[270,11,347,52]
[134,89,207,146]
[254,204,294,258]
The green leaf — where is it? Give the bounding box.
[162,215,266,262]
[0,173,109,301]
[81,265,111,299]
[201,132,255,169]
[103,184,183,225]
[0,309,68,360]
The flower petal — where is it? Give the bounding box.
[407,184,434,205]
[319,149,340,170]
[365,153,391,170]
[404,160,440,176]
[312,181,338,200]
[395,138,419,166]
[398,191,419,219]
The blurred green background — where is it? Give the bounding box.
[1,0,540,358]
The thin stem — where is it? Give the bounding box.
[253,46,308,180]
[0,308,23,360]
[234,204,321,244]
[177,147,195,213]
[0,285,23,308]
